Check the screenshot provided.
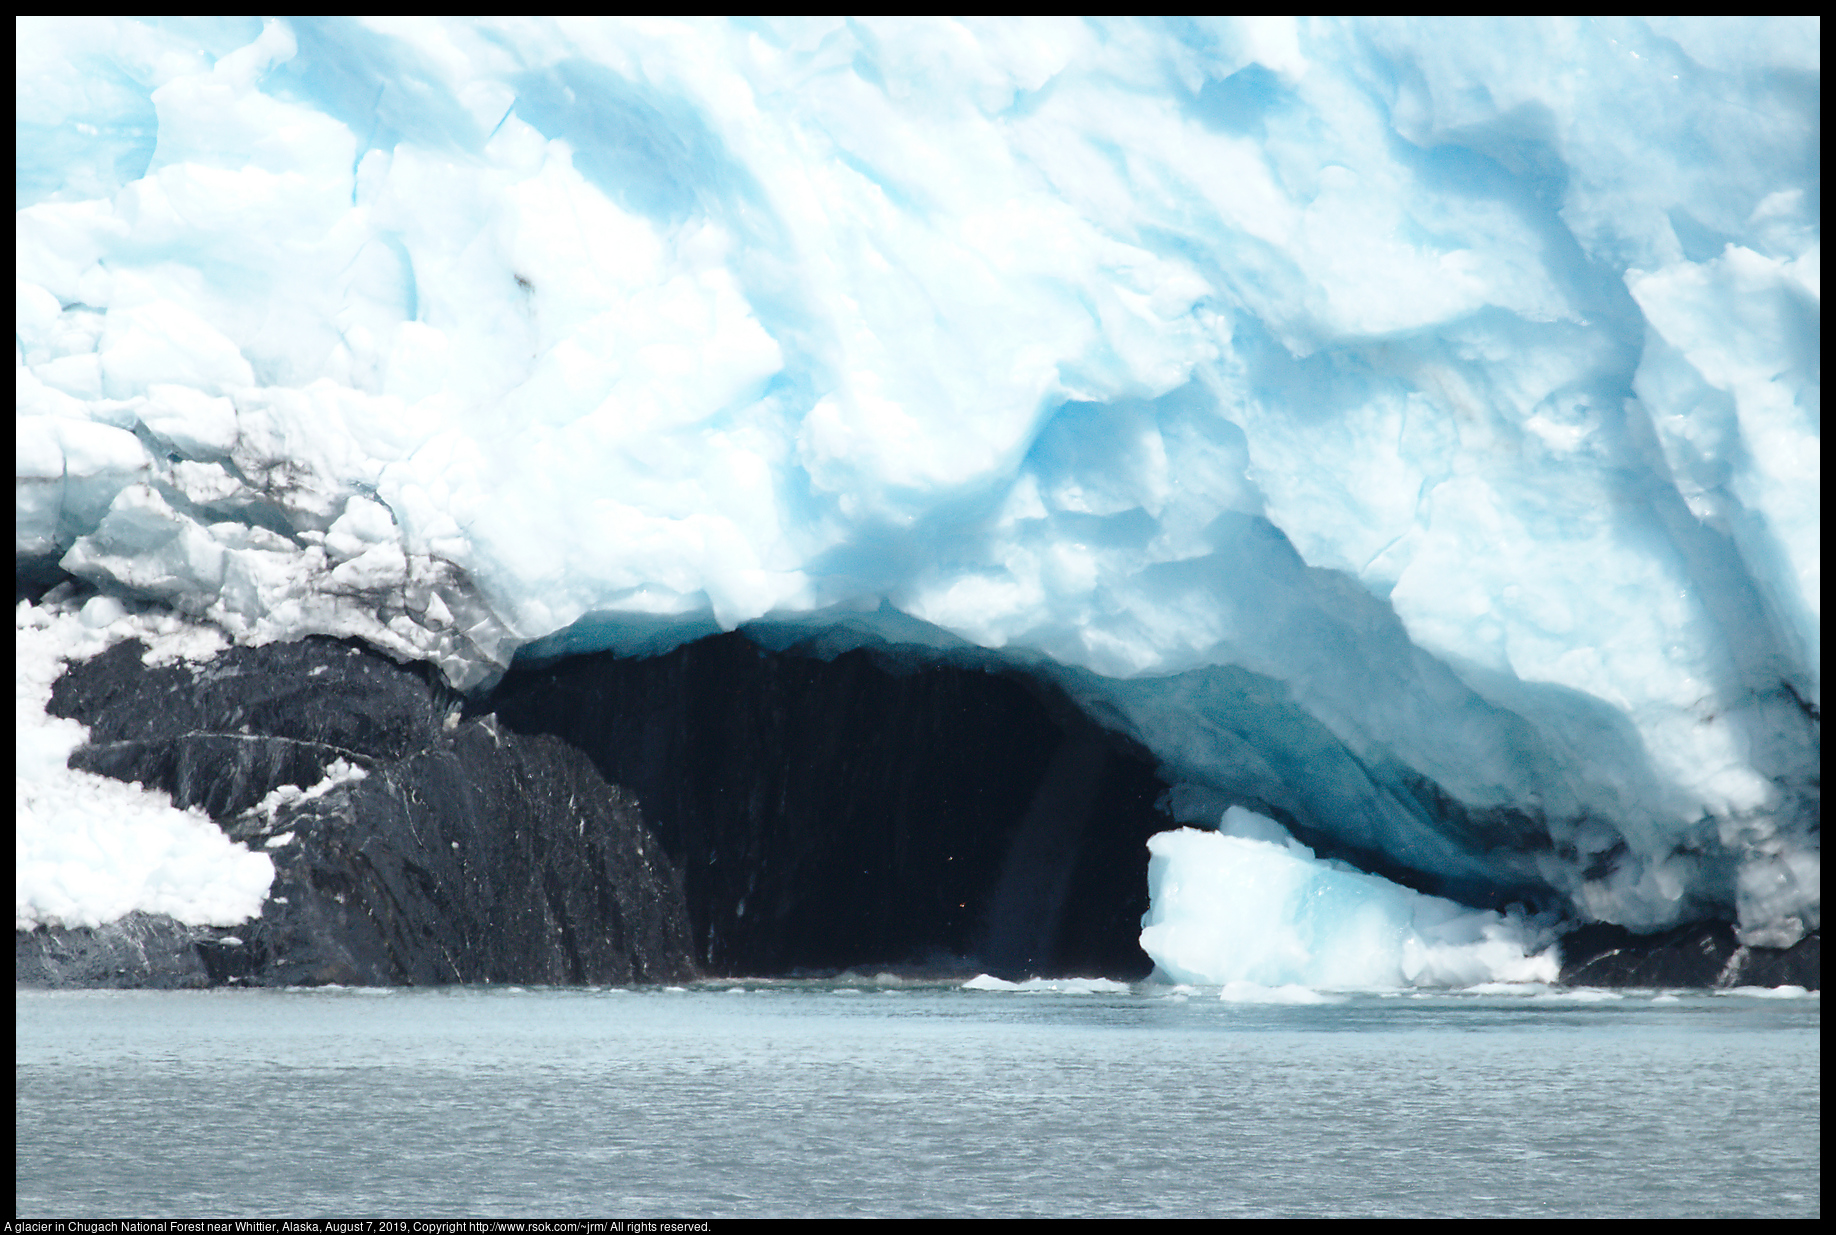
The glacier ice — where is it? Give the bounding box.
[14,18,1819,961]
[1141,808,1558,988]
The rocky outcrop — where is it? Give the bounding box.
[1558,921,1819,990]
[24,636,698,988]
[17,912,224,989]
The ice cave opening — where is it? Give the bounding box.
[487,631,1173,979]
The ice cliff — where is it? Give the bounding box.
[16,18,1819,973]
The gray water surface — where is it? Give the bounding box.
[15,982,1820,1217]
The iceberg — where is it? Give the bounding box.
[15,18,1819,975]
[1141,809,1559,988]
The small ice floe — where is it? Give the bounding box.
[1218,982,1345,1005]
[961,974,1131,994]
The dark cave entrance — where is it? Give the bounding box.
[486,633,1172,980]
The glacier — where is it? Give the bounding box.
[15,17,1819,984]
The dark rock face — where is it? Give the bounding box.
[1559,921,1739,987]
[53,636,448,818]
[17,912,220,989]
[1559,921,1819,990]
[225,724,697,987]
[27,637,698,988]
[1722,932,1819,989]
[488,633,1174,979]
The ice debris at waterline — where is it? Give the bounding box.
[15,18,1820,964]
[1141,808,1558,988]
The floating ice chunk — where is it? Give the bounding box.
[960,974,1130,994]
[1217,983,1344,1004]
[1039,977,1132,994]
[1464,981,1554,996]
[1140,816,1559,989]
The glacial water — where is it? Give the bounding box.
[14,982,1819,1218]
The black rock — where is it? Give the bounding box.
[53,636,447,764]
[1719,931,1819,990]
[17,913,220,989]
[240,723,697,986]
[1558,921,1820,990]
[24,636,698,989]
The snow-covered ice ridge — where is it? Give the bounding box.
[16,19,1819,960]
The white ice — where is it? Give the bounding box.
[14,18,1819,951]
[1140,808,1559,989]
[15,593,272,929]
[962,975,1133,994]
